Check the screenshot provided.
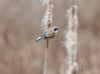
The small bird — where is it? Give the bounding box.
[35,26,59,43]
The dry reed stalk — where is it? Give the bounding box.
[40,0,53,74]
[64,4,79,74]
[43,39,49,74]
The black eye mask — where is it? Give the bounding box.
[54,28,58,31]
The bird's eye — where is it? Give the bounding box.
[54,28,58,31]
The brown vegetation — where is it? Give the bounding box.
[0,0,100,74]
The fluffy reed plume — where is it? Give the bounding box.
[64,5,79,74]
[40,0,53,74]
[40,0,53,30]
[40,0,50,6]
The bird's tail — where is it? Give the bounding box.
[35,36,44,43]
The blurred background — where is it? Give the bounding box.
[0,0,100,74]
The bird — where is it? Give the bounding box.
[35,26,59,43]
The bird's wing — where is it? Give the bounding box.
[41,31,48,37]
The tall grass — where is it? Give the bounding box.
[64,5,79,74]
[40,0,79,74]
[40,0,53,74]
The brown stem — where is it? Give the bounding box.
[43,39,49,74]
